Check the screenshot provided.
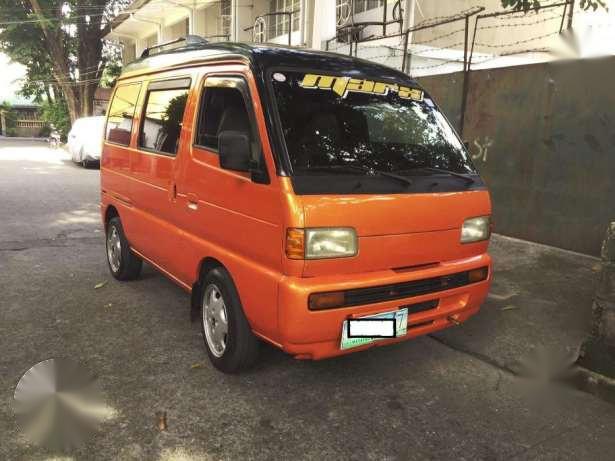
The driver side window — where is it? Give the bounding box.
[195,86,253,154]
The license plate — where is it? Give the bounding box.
[340,308,408,350]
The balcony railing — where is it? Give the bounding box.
[244,10,298,46]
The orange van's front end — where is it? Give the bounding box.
[277,186,491,360]
[265,67,492,359]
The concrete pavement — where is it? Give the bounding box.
[1,138,614,460]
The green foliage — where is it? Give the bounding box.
[501,0,608,12]
[0,0,131,119]
[0,101,18,136]
[101,61,123,88]
[40,99,70,141]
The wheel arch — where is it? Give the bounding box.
[190,257,226,322]
[104,205,119,229]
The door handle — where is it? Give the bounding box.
[186,192,199,211]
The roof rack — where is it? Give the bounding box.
[140,35,209,58]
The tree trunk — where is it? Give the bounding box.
[44,86,53,104]
[28,0,82,122]
[62,87,81,123]
[75,1,107,119]
[81,83,98,117]
[29,0,109,122]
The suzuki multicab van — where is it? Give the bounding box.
[101,39,491,373]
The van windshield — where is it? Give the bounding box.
[270,71,477,191]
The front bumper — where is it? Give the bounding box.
[277,253,491,360]
[84,152,101,162]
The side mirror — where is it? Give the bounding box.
[219,131,251,172]
[463,140,470,151]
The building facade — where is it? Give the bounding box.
[0,104,45,138]
[105,0,615,77]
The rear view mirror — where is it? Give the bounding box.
[219,131,251,172]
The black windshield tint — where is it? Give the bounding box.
[271,72,476,177]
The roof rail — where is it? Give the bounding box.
[140,35,208,58]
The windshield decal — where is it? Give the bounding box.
[298,73,424,102]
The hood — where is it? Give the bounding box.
[300,190,491,277]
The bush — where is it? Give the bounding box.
[40,100,70,142]
[0,101,17,136]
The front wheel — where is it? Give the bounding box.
[105,217,142,281]
[200,267,259,373]
[81,149,90,168]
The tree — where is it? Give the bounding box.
[501,0,608,13]
[0,0,131,122]
[0,101,18,136]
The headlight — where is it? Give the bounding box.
[286,228,358,259]
[461,216,491,243]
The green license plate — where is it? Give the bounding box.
[340,308,409,350]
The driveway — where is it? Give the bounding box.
[1,138,614,460]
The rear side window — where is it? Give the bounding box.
[195,87,252,151]
[139,84,189,156]
[106,83,141,146]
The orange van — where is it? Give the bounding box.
[101,38,491,373]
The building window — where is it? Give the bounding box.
[253,17,266,43]
[106,83,142,146]
[336,0,384,21]
[354,0,384,14]
[219,0,231,37]
[269,0,300,39]
[336,0,351,25]
[139,81,190,156]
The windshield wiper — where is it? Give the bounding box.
[298,165,413,187]
[402,167,476,185]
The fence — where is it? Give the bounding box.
[416,56,615,256]
[326,1,575,134]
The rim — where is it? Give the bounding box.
[202,284,229,358]
[106,226,121,273]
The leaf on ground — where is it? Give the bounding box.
[94,281,107,289]
[190,363,203,369]
[501,305,520,311]
[156,411,168,431]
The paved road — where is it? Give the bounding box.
[1,138,614,460]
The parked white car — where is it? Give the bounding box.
[67,116,106,167]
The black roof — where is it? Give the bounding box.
[122,42,418,86]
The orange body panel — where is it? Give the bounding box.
[101,60,492,360]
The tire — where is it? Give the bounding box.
[199,267,259,373]
[105,217,142,281]
[81,150,89,168]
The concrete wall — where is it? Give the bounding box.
[416,56,615,256]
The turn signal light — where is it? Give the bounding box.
[286,228,305,259]
[468,266,489,283]
[309,291,346,310]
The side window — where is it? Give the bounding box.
[139,79,190,156]
[195,86,253,153]
[106,83,141,145]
